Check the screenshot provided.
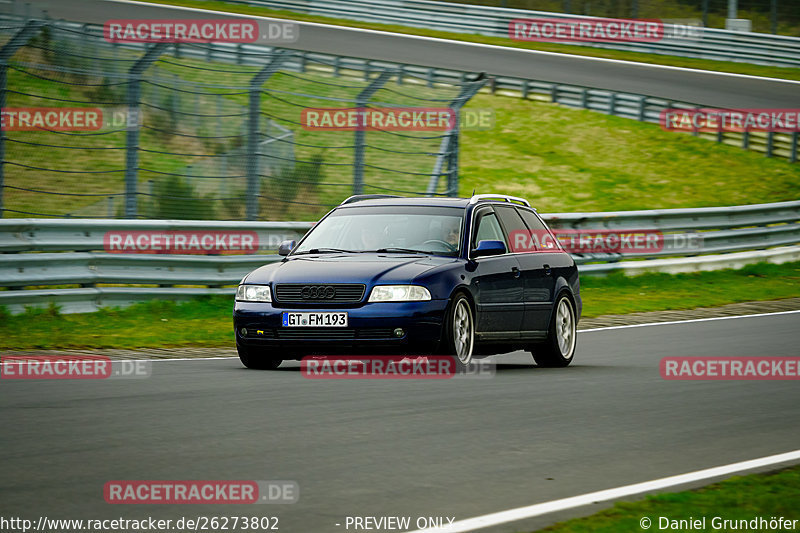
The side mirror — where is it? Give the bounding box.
[278,240,296,256]
[472,240,506,258]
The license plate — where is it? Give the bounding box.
[282,312,348,327]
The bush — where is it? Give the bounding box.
[145,176,216,220]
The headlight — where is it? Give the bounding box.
[236,284,272,302]
[368,285,431,302]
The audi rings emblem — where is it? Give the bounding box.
[301,285,336,299]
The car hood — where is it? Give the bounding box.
[244,253,455,286]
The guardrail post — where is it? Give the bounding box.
[790,133,798,163]
[427,76,487,197]
[521,80,529,99]
[246,50,288,221]
[637,96,646,121]
[353,70,393,195]
[125,43,167,219]
[742,131,750,150]
[766,132,774,158]
[0,20,44,218]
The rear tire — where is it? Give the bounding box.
[530,293,576,368]
[237,345,282,370]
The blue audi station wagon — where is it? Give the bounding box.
[233,194,581,369]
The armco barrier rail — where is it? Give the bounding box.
[224,0,800,68]
[1,199,798,314]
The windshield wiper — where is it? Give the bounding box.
[373,247,433,254]
[292,247,356,255]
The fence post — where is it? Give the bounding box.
[427,76,487,197]
[353,70,393,195]
[0,20,44,218]
[770,0,778,34]
[702,0,709,28]
[246,50,289,221]
[124,43,167,219]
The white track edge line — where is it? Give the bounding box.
[578,309,800,332]
[106,0,800,85]
[405,449,800,533]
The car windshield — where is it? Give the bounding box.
[292,206,464,257]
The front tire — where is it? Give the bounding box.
[530,293,576,367]
[237,345,282,370]
[443,293,474,366]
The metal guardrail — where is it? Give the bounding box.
[0,219,314,253]
[227,0,800,68]
[1,199,798,313]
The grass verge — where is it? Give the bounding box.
[138,0,800,81]
[1,262,797,350]
[8,57,800,217]
[536,464,800,533]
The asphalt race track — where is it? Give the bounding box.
[2,312,799,532]
[7,0,800,108]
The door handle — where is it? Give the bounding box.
[511,266,521,278]
[543,264,552,276]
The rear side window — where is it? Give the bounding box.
[517,208,560,251]
[494,206,529,252]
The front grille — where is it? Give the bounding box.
[275,284,366,304]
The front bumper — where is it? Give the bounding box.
[233,299,449,355]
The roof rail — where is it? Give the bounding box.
[468,194,531,207]
[340,194,402,205]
